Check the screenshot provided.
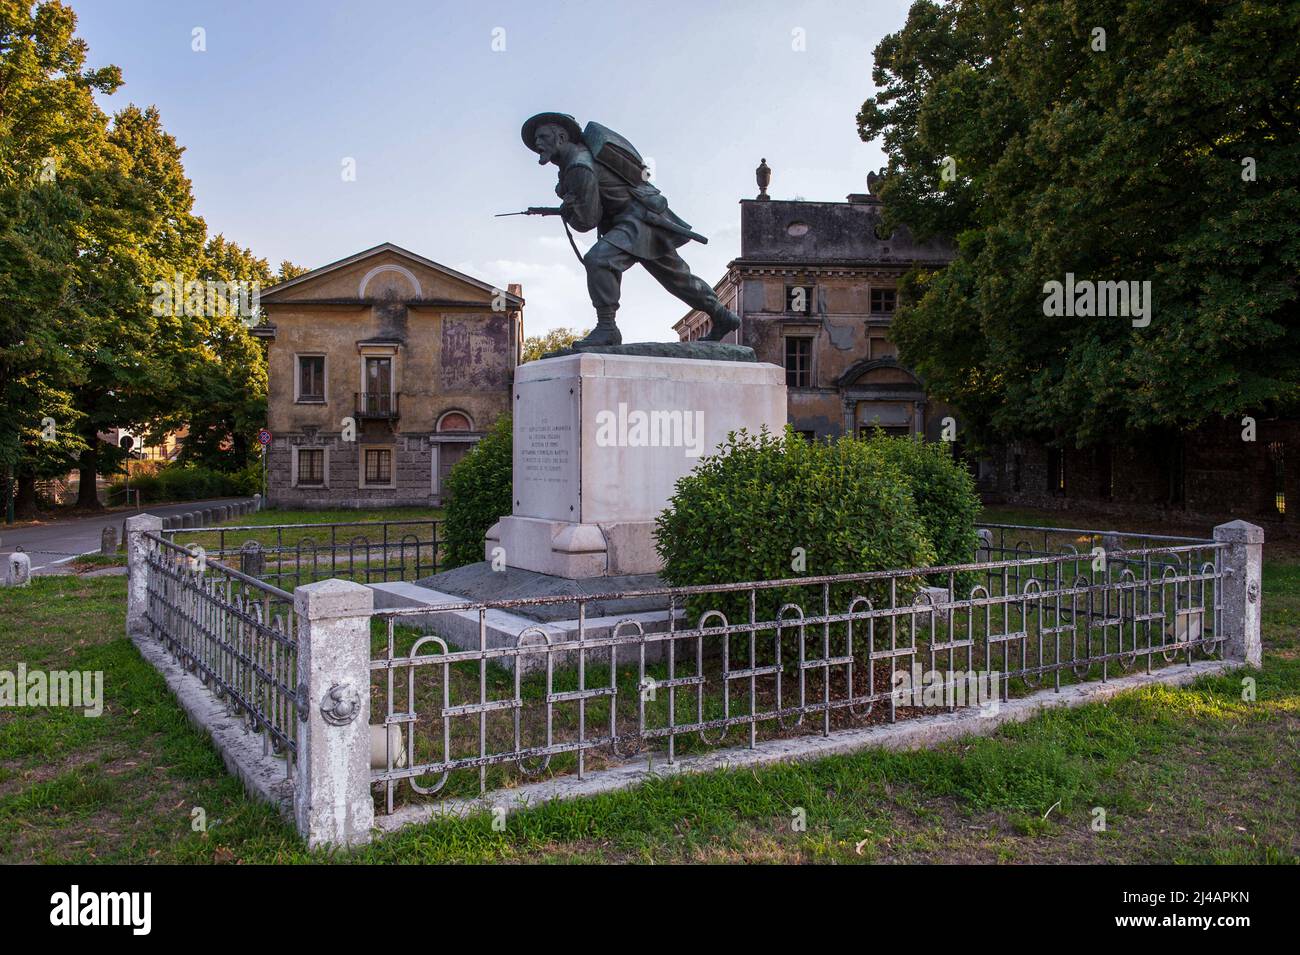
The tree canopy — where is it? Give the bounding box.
[0,1,302,514]
[858,0,1299,448]
[522,326,589,363]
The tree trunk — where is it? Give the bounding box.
[75,439,101,510]
[14,469,38,520]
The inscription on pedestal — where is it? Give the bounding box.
[520,421,572,484]
[513,376,580,521]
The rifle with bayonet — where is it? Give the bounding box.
[495,205,583,262]
[494,206,562,217]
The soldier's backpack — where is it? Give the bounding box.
[581,121,649,187]
[580,120,707,245]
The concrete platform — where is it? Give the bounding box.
[370,562,681,672]
[416,562,668,621]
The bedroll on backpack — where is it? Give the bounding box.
[582,121,649,187]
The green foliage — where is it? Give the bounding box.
[654,428,937,624]
[0,1,124,513]
[0,3,296,514]
[228,460,263,496]
[858,0,1300,447]
[860,430,980,572]
[443,414,512,568]
[106,464,248,503]
[521,327,589,363]
[162,234,275,472]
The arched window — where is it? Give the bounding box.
[437,411,472,432]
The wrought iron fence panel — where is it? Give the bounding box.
[142,532,298,770]
[370,536,1226,811]
[162,518,442,588]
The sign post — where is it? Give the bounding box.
[120,435,135,507]
[257,429,272,501]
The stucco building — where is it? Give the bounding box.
[253,243,523,508]
[675,172,955,441]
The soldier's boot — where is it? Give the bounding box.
[702,304,740,342]
[573,311,623,348]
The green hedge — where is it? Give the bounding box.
[654,427,937,624]
[860,430,981,576]
[443,414,512,568]
[107,462,259,503]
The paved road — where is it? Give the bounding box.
[0,498,251,573]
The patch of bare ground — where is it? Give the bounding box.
[0,732,203,864]
[0,748,103,802]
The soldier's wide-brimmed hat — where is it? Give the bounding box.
[521,112,583,152]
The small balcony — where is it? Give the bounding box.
[355,391,399,420]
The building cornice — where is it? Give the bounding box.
[262,297,506,309]
[730,259,950,274]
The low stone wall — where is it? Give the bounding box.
[157,495,260,534]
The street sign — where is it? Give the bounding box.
[119,435,134,451]
[257,429,272,446]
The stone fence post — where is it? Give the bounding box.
[1213,520,1263,668]
[3,552,31,586]
[125,513,163,638]
[294,578,374,849]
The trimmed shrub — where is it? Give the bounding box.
[859,430,981,572]
[443,414,512,568]
[107,464,245,503]
[654,427,936,624]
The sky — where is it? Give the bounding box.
[72,0,912,342]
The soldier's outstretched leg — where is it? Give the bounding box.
[642,248,741,342]
[576,239,637,347]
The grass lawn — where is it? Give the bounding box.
[65,553,127,571]
[174,506,443,550]
[0,510,1296,863]
[166,507,447,589]
[227,507,444,526]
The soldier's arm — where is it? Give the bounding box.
[559,166,602,232]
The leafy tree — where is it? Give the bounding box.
[152,244,308,472]
[274,260,310,284]
[1,3,299,512]
[160,234,274,470]
[0,0,123,515]
[522,326,589,363]
[0,184,82,515]
[858,0,1300,449]
[61,103,206,507]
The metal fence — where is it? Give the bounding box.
[369,525,1226,811]
[161,518,442,590]
[142,531,299,770]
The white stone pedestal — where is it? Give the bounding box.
[486,352,786,577]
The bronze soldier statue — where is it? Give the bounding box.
[515,112,741,349]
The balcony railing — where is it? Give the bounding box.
[355,391,399,420]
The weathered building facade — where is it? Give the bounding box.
[254,243,523,508]
[979,419,1294,528]
[675,178,955,441]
